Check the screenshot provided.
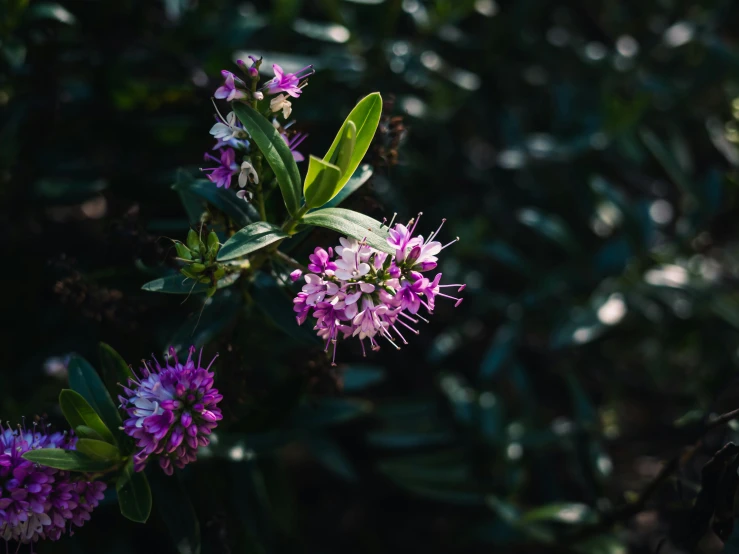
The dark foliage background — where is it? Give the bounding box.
[3,0,739,552]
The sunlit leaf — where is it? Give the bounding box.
[218,222,289,261]
[233,103,302,217]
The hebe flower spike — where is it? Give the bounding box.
[294,216,464,364]
[119,346,223,475]
[0,421,105,545]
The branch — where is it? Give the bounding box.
[568,406,739,542]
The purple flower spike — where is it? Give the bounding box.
[0,422,106,545]
[265,64,314,98]
[215,71,247,102]
[119,346,223,476]
[292,216,464,363]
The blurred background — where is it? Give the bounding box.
[3,0,739,552]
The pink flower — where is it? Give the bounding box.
[293,292,310,325]
[265,64,314,98]
[215,71,247,102]
[308,247,337,274]
[292,215,464,362]
[201,148,239,189]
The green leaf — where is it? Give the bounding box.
[639,127,698,202]
[323,164,373,209]
[150,473,201,554]
[522,503,597,525]
[288,397,372,428]
[29,3,77,24]
[342,365,385,392]
[301,207,394,254]
[323,92,382,191]
[173,178,257,228]
[117,459,152,523]
[67,357,123,440]
[251,273,320,345]
[516,208,579,255]
[22,448,117,472]
[233,103,302,216]
[99,342,134,385]
[303,156,342,209]
[59,389,117,445]
[141,272,240,294]
[74,425,105,441]
[334,120,357,176]
[217,222,289,261]
[304,435,357,482]
[75,438,121,461]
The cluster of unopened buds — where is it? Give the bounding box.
[292,214,465,363]
[201,55,314,200]
[0,423,105,545]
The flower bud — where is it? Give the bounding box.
[175,242,192,261]
[186,229,200,254]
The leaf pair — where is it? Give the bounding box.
[21,346,153,524]
[303,92,382,209]
[232,92,382,215]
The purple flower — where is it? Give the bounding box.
[0,423,106,545]
[265,64,314,98]
[293,215,464,361]
[214,71,247,102]
[119,346,223,475]
[202,148,239,189]
[282,132,307,162]
[290,269,303,282]
[293,292,310,325]
[308,247,336,274]
[395,277,429,314]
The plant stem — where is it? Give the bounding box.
[253,154,266,221]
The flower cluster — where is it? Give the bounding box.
[201,56,314,198]
[0,423,105,545]
[119,346,223,476]
[293,215,464,363]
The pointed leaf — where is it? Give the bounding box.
[324,92,382,191]
[74,425,105,441]
[173,178,257,227]
[251,273,320,345]
[75,438,121,462]
[323,164,373,209]
[22,448,117,472]
[301,207,393,254]
[67,356,123,439]
[99,342,134,385]
[217,222,289,261]
[150,473,201,554]
[233,103,302,216]
[59,389,117,445]
[303,156,342,209]
[117,459,152,523]
[334,120,357,176]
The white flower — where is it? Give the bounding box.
[270,93,292,118]
[238,161,259,188]
[302,274,339,305]
[210,111,247,141]
[254,91,264,101]
[334,246,371,281]
[236,190,253,201]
